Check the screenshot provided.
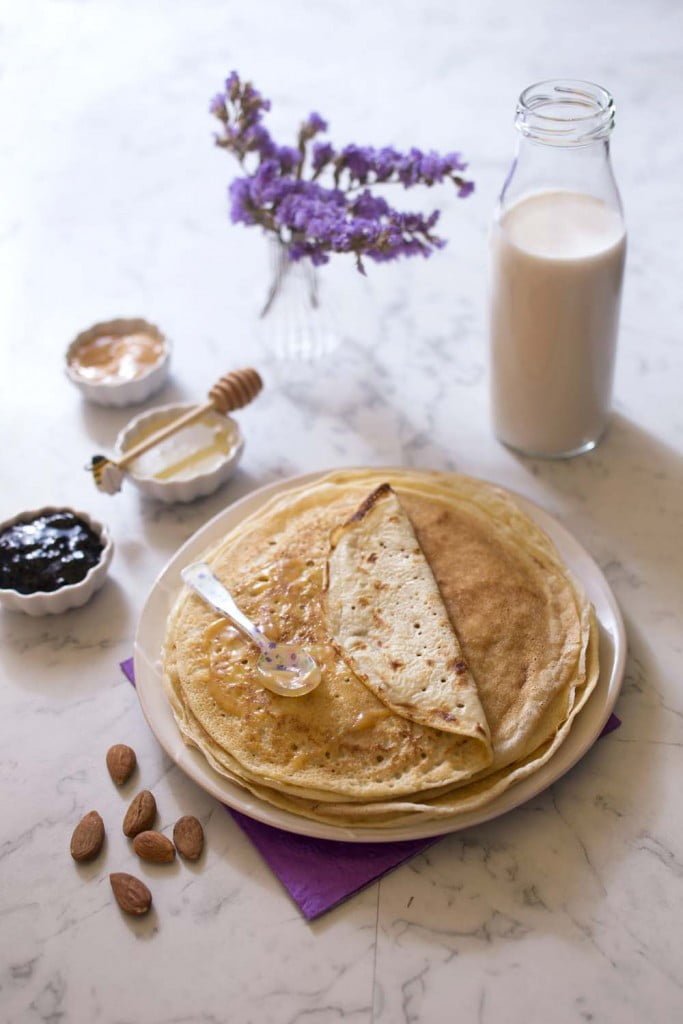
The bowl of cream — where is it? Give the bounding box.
[115,403,244,503]
[66,318,170,407]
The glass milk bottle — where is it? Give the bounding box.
[489,80,626,457]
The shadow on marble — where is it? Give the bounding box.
[116,903,160,940]
[134,465,287,555]
[518,411,683,612]
[135,857,182,883]
[0,577,131,692]
[521,410,683,768]
[162,769,295,905]
[76,375,190,449]
[162,771,380,928]
[374,735,658,954]
[74,837,111,882]
[275,370,459,474]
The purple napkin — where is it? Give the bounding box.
[120,657,620,919]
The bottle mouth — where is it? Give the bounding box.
[516,79,615,145]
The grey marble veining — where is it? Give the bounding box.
[1,1,682,1021]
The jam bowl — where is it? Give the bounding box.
[0,507,114,616]
[115,403,244,504]
[65,317,171,407]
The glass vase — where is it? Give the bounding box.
[257,238,341,361]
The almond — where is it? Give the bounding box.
[110,872,152,916]
[133,830,176,864]
[173,815,204,861]
[122,790,157,837]
[70,810,105,862]
[106,744,137,786]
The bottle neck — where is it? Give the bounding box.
[514,135,616,193]
[516,80,615,146]
[500,80,622,215]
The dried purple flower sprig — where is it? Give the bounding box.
[211,72,474,272]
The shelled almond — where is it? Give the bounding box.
[71,748,208,923]
[122,790,157,837]
[133,830,176,863]
[70,810,105,862]
[106,744,137,786]
[110,872,152,915]
[173,815,204,861]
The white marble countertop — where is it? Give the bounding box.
[2,1,682,1021]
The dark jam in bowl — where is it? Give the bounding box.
[0,511,105,594]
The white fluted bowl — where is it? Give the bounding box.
[0,507,114,616]
[65,318,171,407]
[115,404,244,504]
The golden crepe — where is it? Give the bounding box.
[162,469,598,828]
[327,483,491,745]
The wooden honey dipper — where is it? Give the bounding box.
[90,367,263,494]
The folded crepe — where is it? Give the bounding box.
[327,483,490,749]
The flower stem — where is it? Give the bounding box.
[259,246,291,318]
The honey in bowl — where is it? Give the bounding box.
[69,327,165,384]
[123,410,239,483]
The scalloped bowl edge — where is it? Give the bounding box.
[0,508,114,615]
[115,404,245,504]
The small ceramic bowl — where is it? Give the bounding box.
[65,318,171,407]
[115,403,244,504]
[0,507,114,616]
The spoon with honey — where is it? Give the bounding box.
[180,562,321,697]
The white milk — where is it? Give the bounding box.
[490,190,626,456]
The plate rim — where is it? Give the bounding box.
[134,468,627,843]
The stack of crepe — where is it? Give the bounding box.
[163,469,598,828]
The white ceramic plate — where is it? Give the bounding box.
[134,470,626,843]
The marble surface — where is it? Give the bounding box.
[2,1,682,1021]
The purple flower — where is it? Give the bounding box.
[210,71,474,271]
[241,80,270,114]
[373,147,401,181]
[417,152,442,183]
[312,141,335,173]
[229,178,257,225]
[225,72,240,101]
[209,94,226,119]
[339,144,372,181]
[350,190,390,219]
[243,124,276,159]
[274,145,300,173]
[305,112,328,135]
[445,151,468,172]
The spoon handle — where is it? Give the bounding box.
[181,563,268,652]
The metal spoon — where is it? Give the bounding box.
[180,562,321,697]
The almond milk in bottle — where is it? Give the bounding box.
[490,81,626,457]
